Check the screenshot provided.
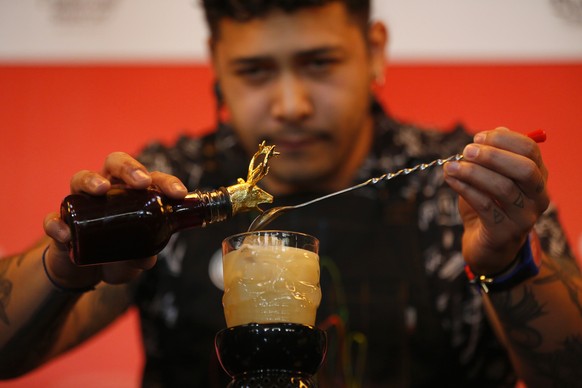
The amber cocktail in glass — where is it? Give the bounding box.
[216,230,326,388]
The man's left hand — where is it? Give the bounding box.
[443,127,549,275]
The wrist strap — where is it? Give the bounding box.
[464,232,542,294]
[42,246,96,294]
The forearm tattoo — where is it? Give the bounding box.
[0,252,28,326]
[0,256,15,326]
[0,250,81,376]
[0,244,132,377]
[0,289,80,376]
[534,257,582,316]
[491,256,582,385]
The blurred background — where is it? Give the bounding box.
[1,0,581,386]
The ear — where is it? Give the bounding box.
[213,79,224,106]
[207,36,223,100]
[367,21,388,85]
[207,36,219,69]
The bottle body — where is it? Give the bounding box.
[60,187,232,265]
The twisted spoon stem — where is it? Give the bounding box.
[248,153,463,231]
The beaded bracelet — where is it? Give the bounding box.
[464,232,542,294]
[42,246,96,294]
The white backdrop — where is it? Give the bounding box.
[1,0,581,63]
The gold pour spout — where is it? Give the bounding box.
[226,141,279,214]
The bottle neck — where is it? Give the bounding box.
[169,188,232,232]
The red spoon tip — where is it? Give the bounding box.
[527,129,546,143]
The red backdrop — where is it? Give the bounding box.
[1,63,581,387]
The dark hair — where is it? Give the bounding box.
[200,0,371,38]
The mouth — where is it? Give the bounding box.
[274,137,318,152]
[263,131,332,154]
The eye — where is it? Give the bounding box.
[302,56,340,76]
[234,63,275,84]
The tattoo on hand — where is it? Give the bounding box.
[493,208,505,224]
[513,192,525,209]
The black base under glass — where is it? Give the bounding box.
[215,322,327,388]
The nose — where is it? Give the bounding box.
[271,74,313,123]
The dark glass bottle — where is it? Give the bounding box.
[60,142,278,266]
[62,187,233,265]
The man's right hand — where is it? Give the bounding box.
[42,151,188,289]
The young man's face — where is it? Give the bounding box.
[211,3,386,194]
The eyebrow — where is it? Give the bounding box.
[228,46,345,67]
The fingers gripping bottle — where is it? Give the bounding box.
[60,142,278,265]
